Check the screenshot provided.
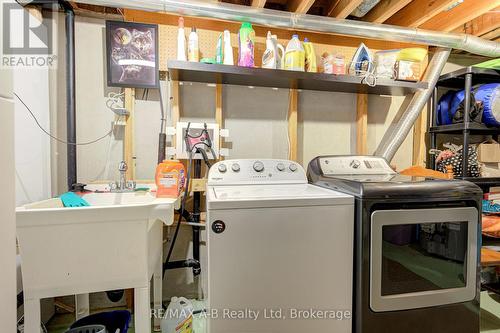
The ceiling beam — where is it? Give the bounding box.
[328,0,364,19]
[480,27,500,40]
[420,0,500,32]
[361,0,412,23]
[452,9,500,36]
[287,0,316,13]
[251,0,266,7]
[386,0,457,27]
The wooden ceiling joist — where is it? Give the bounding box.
[251,0,267,7]
[328,0,364,19]
[287,0,316,14]
[480,27,500,41]
[362,0,412,23]
[385,0,457,28]
[452,9,500,36]
[420,0,500,32]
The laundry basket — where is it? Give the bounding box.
[69,310,131,333]
[65,325,106,333]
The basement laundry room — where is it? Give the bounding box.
[2,0,500,332]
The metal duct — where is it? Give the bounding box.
[374,47,451,162]
[76,0,500,57]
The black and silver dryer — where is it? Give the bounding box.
[307,155,482,333]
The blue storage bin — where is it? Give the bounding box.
[70,310,131,333]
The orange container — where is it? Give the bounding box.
[155,160,186,198]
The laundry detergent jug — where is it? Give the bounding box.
[161,297,194,333]
[284,34,305,71]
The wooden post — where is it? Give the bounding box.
[124,88,135,179]
[412,107,428,166]
[171,80,180,149]
[288,88,298,161]
[356,93,368,155]
[215,83,224,160]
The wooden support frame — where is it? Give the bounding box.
[215,83,224,160]
[362,0,412,23]
[386,0,458,28]
[328,0,364,19]
[288,88,298,161]
[356,94,368,155]
[124,88,135,180]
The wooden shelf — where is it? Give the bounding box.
[167,60,428,96]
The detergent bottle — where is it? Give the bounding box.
[176,17,187,61]
[155,160,185,198]
[262,31,285,69]
[284,34,305,71]
[238,22,255,67]
[303,38,317,73]
[161,297,194,333]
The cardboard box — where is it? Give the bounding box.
[395,60,423,81]
[478,141,500,163]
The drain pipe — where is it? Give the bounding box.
[374,47,451,162]
[60,1,77,191]
[76,0,500,57]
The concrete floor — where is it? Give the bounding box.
[45,292,500,333]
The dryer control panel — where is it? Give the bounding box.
[208,159,306,185]
[318,155,396,176]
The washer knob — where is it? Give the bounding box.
[289,163,298,172]
[276,163,285,171]
[350,159,361,169]
[253,161,265,172]
[231,163,240,172]
[218,164,227,173]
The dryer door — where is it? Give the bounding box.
[370,207,479,312]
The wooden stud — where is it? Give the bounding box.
[215,83,224,160]
[452,9,500,36]
[251,0,266,8]
[362,0,412,23]
[287,88,298,161]
[419,0,500,32]
[480,27,500,41]
[412,108,428,167]
[124,88,135,180]
[386,0,458,28]
[287,0,316,14]
[328,0,364,19]
[356,94,368,155]
[171,80,180,150]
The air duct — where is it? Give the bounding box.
[76,0,500,57]
[374,47,451,162]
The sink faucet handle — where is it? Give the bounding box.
[119,161,128,172]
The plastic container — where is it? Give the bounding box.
[177,17,186,61]
[223,30,234,65]
[284,34,305,71]
[238,22,255,67]
[66,325,106,333]
[262,31,284,69]
[69,310,131,333]
[188,27,199,62]
[303,38,317,73]
[161,297,194,333]
[215,33,223,64]
[155,160,186,198]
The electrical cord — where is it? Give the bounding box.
[14,92,114,146]
[163,150,193,277]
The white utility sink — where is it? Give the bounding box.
[16,192,179,333]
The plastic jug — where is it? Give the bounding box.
[284,34,305,71]
[262,31,285,69]
[303,38,317,73]
[161,297,194,333]
[155,160,185,198]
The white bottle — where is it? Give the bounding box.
[188,27,199,62]
[262,31,277,69]
[223,29,234,65]
[177,17,187,61]
[161,297,194,333]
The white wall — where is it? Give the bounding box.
[0,23,17,332]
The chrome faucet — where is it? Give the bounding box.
[109,161,136,192]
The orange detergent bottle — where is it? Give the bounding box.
[155,160,186,198]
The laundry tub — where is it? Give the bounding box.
[16,192,179,333]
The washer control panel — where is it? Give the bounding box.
[319,156,396,175]
[208,159,306,185]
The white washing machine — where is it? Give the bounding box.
[206,159,354,333]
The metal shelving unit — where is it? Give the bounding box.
[427,66,500,192]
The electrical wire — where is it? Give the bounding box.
[14,92,114,146]
[163,149,193,277]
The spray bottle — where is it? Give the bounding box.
[223,30,234,65]
[177,17,186,61]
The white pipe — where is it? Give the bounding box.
[77,0,500,57]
